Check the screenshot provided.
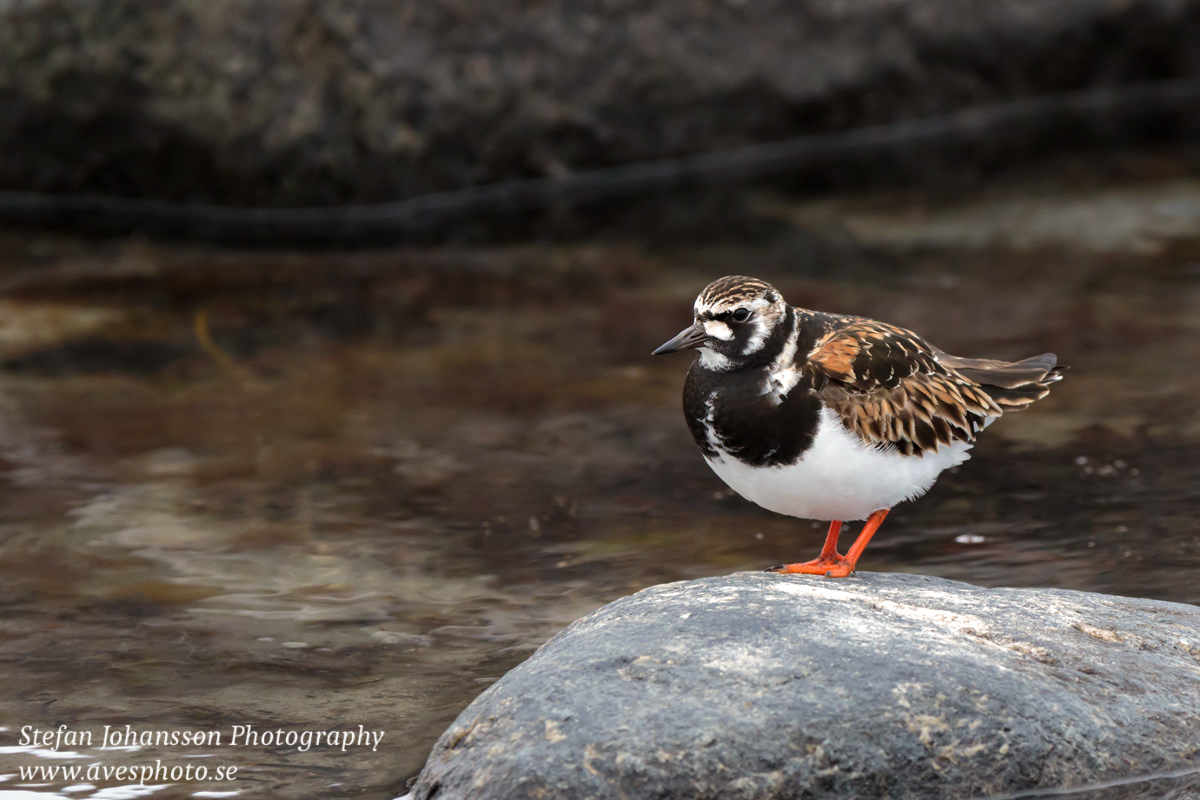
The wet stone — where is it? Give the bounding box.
[409,572,1200,800]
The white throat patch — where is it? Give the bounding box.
[699,347,733,371]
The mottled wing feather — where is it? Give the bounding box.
[809,320,1004,456]
[934,352,1065,408]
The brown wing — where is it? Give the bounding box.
[807,319,1060,456]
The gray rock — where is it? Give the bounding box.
[409,572,1200,800]
[2,0,1200,207]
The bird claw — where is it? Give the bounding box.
[767,559,855,578]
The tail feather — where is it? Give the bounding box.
[939,352,1065,410]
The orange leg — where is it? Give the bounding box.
[814,519,843,560]
[769,520,844,568]
[768,509,891,578]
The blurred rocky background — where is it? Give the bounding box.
[2,0,1199,216]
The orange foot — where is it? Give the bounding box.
[765,555,854,578]
[764,509,891,580]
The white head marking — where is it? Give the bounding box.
[702,320,734,341]
[742,316,772,355]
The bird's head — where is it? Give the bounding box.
[652,275,790,370]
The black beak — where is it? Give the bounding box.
[652,322,708,355]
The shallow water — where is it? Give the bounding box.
[1,162,1199,798]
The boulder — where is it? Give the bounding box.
[408,572,1200,800]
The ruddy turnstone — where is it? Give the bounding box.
[653,275,1064,578]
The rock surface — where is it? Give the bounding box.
[409,572,1200,800]
[2,0,1200,206]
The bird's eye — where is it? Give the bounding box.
[732,308,751,323]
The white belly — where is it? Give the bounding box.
[705,406,974,521]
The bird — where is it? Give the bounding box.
[652,275,1064,578]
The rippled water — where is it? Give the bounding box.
[1,162,1199,798]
